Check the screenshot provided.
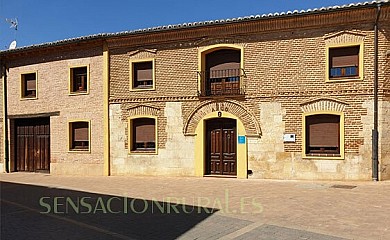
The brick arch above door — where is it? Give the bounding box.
[183,100,261,137]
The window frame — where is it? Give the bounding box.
[325,42,364,82]
[129,58,156,91]
[198,44,244,96]
[20,71,38,100]
[68,120,91,153]
[128,116,158,155]
[69,65,90,95]
[302,111,344,160]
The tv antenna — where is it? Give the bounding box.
[6,18,18,30]
[5,18,18,49]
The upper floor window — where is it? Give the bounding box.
[70,66,88,94]
[305,114,341,157]
[21,72,37,99]
[198,47,244,97]
[130,59,155,90]
[328,45,361,80]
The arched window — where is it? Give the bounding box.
[198,46,244,97]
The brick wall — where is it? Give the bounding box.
[110,46,198,101]
[108,7,389,179]
[110,24,379,148]
[5,46,105,175]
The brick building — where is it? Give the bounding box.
[1,1,389,180]
[0,39,107,175]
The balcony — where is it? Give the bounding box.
[197,68,246,97]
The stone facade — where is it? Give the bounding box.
[381,99,390,179]
[379,15,390,180]
[110,102,195,176]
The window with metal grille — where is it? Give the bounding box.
[70,122,89,151]
[305,114,340,156]
[132,61,153,89]
[131,118,156,152]
[201,49,242,96]
[21,73,37,98]
[70,67,88,93]
[329,46,359,79]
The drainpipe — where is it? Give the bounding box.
[372,4,381,181]
[1,60,9,173]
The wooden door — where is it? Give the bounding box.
[206,119,237,176]
[15,118,50,172]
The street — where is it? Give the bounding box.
[1,173,389,240]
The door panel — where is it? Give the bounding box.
[206,119,237,176]
[222,128,236,175]
[16,126,26,171]
[209,129,222,174]
[15,118,50,172]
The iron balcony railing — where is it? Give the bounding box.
[197,68,246,97]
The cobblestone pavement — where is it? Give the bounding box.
[1,173,389,240]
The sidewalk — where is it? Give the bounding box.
[1,173,389,240]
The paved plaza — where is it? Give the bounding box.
[1,173,389,240]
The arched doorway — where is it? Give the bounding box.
[193,111,248,179]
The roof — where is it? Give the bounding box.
[1,0,389,55]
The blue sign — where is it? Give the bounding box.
[238,136,246,144]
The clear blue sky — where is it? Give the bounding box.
[0,0,362,49]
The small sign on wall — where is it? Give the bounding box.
[238,136,246,144]
[283,134,296,142]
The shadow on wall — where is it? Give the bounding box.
[0,181,217,240]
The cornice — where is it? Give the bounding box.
[107,7,379,49]
[109,89,385,104]
[1,40,103,59]
[110,96,199,104]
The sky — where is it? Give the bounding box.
[0,0,363,50]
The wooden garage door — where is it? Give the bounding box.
[15,118,50,172]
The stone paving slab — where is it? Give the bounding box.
[176,215,252,240]
[235,224,347,240]
[1,173,390,240]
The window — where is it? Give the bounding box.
[69,121,90,151]
[21,72,37,98]
[70,66,88,93]
[305,114,340,156]
[328,45,361,80]
[130,60,155,90]
[130,118,156,153]
[198,45,245,97]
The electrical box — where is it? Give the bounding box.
[283,134,296,142]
